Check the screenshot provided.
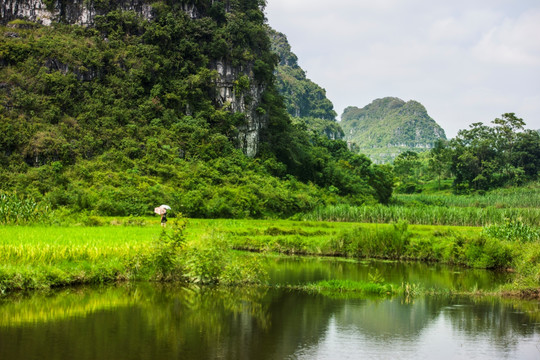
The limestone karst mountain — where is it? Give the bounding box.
[341,97,446,163]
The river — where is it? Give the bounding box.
[0,257,538,359]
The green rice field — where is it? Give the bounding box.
[0,218,538,297]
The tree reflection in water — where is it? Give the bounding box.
[0,283,539,359]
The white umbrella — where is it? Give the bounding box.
[160,205,172,210]
[154,207,166,215]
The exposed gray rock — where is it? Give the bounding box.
[1,0,153,26]
[213,60,267,157]
[44,58,99,81]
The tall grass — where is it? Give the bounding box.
[0,193,50,225]
[297,279,399,297]
[484,221,540,243]
[394,185,540,209]
[328,221,412,258]
[298,204,540,227]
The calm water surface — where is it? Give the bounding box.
[1,257,539,360]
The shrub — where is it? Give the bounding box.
[181,233,227,284]
[463,236,512,269]
[151,219,188,280]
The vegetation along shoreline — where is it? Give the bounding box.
[1,217,538,300]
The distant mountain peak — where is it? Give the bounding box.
[341,97,446,163]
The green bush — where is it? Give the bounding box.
[510,242,540,288]
[463,237,512,268]
[151,220,188,280]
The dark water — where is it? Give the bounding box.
[1,258,539,360]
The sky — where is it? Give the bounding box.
[264,0,540,138]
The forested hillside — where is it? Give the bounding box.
[0,0,394,219]
[268,28,344,140]
[341,97,446,163]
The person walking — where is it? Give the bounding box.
[160,210,167,228]
[155,205,171,228]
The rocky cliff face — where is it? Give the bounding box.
[213,60,267,157]
[2,0,266,157]
[0,0,219,25]
[1,0,154,26]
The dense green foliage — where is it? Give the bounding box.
[0,192,50,224]
[0,1,393,217]
[448,113,540,192]
[341,97,446,163]
[392,114,540,194]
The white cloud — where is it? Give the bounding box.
[428,10,501,45]
[472,10,540,66]
[265,0,540,136]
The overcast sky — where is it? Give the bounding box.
[264,0,540,138]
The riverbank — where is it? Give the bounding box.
[0,218,538,298]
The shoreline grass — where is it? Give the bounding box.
[0,219,269,294]
[288,279,540,301]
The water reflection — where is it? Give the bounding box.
[0,258,538,360]
[293,296,540,360]
[265,256,510,290]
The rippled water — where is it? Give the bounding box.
[0,258,538,360]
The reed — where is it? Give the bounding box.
[395,183,540,209]
[298,204,540,227]
[298,279,398,296]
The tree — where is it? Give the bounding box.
[428,139,450,190]
[492,113,526,184]
[512,130,540,181]
[393,151,421,193]
[368,164,394,204]
[449,114,538,192]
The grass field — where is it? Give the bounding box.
[0,226,156,265]
[0,218,538,297]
